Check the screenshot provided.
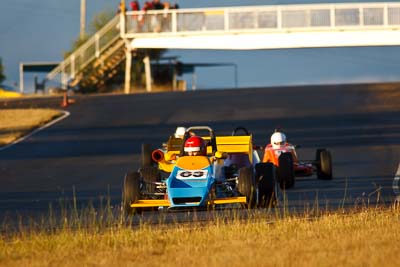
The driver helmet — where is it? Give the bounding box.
[271,132,287,149]
[184,136,206,156]
[174,126,187,138]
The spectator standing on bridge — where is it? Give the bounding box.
[117,1,127,14]
[130,1,141,32]
[151,0,164,32]
[130,1,140,11]
[141,1,154,31]
[162,2,171,32]
[152,0,164,10]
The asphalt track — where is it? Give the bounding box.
[0,83,399,223]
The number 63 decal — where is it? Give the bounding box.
[177,170,208,179]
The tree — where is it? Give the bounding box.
[63,9,115,58]
[0,57,6,84]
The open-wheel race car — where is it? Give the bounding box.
[123,126,278,215]
[262,130,333,189]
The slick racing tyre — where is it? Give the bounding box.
[277,152,295,189]
[255,163,276,208]
[316,149,333,180]
[123,172,142,215]
[141,143,153,167]
[140,166,160,195]
[238,166,256,208]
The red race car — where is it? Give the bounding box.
[262,130,333,189]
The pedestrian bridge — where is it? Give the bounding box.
[123,2,400,49]
[46,2,400,93]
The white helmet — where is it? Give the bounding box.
[174,127,187,138]
[271,132,286,149]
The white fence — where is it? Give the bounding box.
[46,2,400,87]
[124,2,400,37]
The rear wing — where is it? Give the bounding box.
[166,134,254,160]
[216,135,253,163]
[216,135,252,153]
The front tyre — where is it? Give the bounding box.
[255,163,276,208]
[238,166,256,208]
[277,152,295,189]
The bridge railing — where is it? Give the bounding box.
[47,2,400,88]
[47,15,120,86]
[124,2,400,37]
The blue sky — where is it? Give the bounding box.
[1,0,399,92]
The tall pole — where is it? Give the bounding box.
[80,0,86,39]
[124,47,132,94]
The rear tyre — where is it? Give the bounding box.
[316,149,333,180]
[140,166,160,195]
[256,163,276,208]
[277,152,295,189]
[238,166,256,208]
[123,172,141,215]
[141,143,153,167]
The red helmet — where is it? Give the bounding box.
[184,136,206,156]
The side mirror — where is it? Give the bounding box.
[214,151,228,159]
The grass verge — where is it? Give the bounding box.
[0,205,399,267]
[0,109,63,147]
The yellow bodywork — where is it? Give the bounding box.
[176,156,211,170]
[215,135,253,163]
[130,196,247,208]
[156,135,253,173]
[130,135,254,209]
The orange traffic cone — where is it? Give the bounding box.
[61,92,68,107]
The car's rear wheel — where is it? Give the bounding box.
[141,143,153,167]
[277,152,295,189]
[238,166,256,208]
[256,163,276,208]
[123,172,142,215]
[140,166,161,196]
[316,149,333,180]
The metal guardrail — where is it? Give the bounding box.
[47,15,120,85]
[47,2,400,87]
[124,2,400,37]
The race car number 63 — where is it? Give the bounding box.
[177,170,208,179]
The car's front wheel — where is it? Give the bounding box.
[238,166,256,208]
[277,152,295,189]
[256,163,276,208]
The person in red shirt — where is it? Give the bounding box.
[130,1,140,11]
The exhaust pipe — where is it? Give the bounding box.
[151,149,164,162]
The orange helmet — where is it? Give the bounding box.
[184,136,206,156]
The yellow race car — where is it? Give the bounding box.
[123,126,278,214]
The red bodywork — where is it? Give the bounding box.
[262,144,313,177]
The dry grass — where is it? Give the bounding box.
[0,109,63,146]
[0,206,399,267]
